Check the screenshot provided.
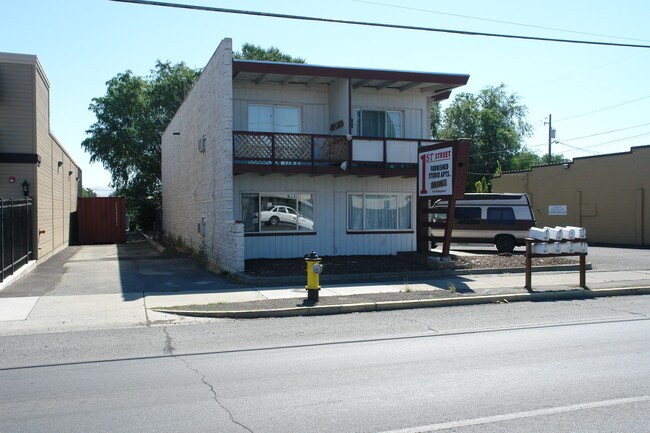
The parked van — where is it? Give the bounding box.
[430,193,536,253]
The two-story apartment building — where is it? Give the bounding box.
[0,52,81,273]
[161,38,469,273]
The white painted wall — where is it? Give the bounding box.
[352,87,429,139]
[234,173,416,259]
[328,78,349,134]
[162,38,244,272]
[233,82,329,134]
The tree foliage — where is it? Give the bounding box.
[83,45,302,229]
[82,61,201,229]
[80,187,97,198]
[509,150,569,171]
[433,84,533,191]
[234,43,305,63]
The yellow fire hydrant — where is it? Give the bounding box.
[305,251,323,302]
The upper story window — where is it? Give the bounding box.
[354,110,402,138]
[248,104,301,133]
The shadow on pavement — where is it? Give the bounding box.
[117,232,245,301]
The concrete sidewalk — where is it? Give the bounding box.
[1,233,649,334]
[1,267,649,335]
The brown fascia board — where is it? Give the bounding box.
[233,60,470,86]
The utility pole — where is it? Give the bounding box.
[545,114,555,164]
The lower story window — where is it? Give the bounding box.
[242,192,315,233]
[348,193,412,231]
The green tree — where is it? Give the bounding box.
[430,102,442,140]
[234,43,305,63]
[437,84,532,191]
[509,150,569,171]
[82,61,201,229]
[80,187,97,198]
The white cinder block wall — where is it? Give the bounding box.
[162,38,244,272]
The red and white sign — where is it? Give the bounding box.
[418,146,453,197]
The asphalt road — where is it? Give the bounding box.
[2,296,649,432]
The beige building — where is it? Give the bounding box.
[0,52,81,262]
[493,145,650,245]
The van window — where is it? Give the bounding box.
[455,207,481,224]
[487,207,516,225]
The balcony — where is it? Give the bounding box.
[233,131,438,177]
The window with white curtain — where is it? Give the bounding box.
[248,104,301,133]
[347,193,413,231]
[353,110,402,138]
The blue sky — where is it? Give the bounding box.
[3,0,649,193]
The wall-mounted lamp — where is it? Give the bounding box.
[57,161,64,167]
[68,170,74,176]
[22,180,30,197]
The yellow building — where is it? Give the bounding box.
[492,145,649,246]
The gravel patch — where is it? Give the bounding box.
[244,253,579,277]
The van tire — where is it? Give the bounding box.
[495,235,516,253]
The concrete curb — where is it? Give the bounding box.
[141,231,165,254]
[0,260,38,292]
[152,286,650,319]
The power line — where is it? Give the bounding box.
[110,0,650,49]
[554,94,650,122]
[353,0,650,43]
[554,141,600,155]
[562,122,650,142]
[559,131,650,153]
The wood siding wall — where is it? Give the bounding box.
[0,54,80,261]
[234,82,431,138]
[0,62,35,153]
[233,82,329,134]
[0,61,36,200]
[234,173,416,259]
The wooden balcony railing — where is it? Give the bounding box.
[233,131,433,176]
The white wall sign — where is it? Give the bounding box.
[548,205,567,216]
[418,146,453,197]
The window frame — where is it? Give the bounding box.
[346,192,414,233]
[248,104,302,133]
[353,109,403,138]
[241,192,316,236]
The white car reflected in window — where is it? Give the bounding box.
[259,206,314,230]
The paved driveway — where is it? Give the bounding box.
[0,233,242,300]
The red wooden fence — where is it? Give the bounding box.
[77,197,126,244]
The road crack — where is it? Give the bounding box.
[409,319,439,333]
[599,306,647,318]
[162,327,253,432]
[162,327,174,355]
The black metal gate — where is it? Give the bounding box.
[1,198,33,282]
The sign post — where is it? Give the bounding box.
[417,140,470,256]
